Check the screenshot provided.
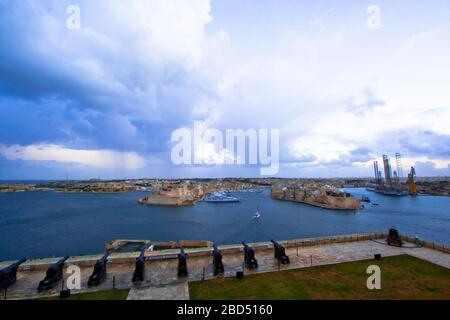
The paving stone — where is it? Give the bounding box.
[127,282,189,300]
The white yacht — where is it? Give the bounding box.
[203,192,240,203]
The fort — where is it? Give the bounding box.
[271,183,362,210]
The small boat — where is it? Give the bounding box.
[253,212,261,219]
[361,196,371,203]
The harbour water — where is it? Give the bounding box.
[0,188,449,261]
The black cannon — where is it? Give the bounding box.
[88,253,109,287]
[242,242,258,269]
[271,240,290,264]
[178,248,188,277]
[386,228,403,247]
[212,244,224,276]
[132,250,146,282]
[38,256,69,291]
[0,258,27,290]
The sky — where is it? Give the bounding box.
[0,0,449,179]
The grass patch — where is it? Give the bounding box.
[39,289,129,300]
[189,255,450,300]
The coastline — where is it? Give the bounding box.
[271,197,361,211]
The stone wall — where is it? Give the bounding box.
[5,232,449,272]
[401,235,450,254]
[271,187,361,210]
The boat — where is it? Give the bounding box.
[361,196,371,203]
[253,212,261,219]
[203,192,240,203]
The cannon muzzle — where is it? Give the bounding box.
[57,256,70,265]
[15,258,27,266]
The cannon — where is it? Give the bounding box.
[271,240,290,264]
[132,250,146,282]
[386,228,403,247]
[242,242,258,269]
[0,258,27,290]
[38,256,69,291]
[88,253,109,287]
[212,244,224,276]
[178,248,188,277]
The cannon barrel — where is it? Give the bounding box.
[0,258,27,290]
[46,256,69,273]
[213,244,222,256]
[132,250,146,282]
[1,258,27,274]
[212,244,224,275]
[178,247,188,277]
[271,239,290,264]
[242,242,252,253]
[88,253,109,287]
[242,242,258,269]
[386,228,403,247]
[54,256,70,266]
[38,256,69,291]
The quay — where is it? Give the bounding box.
[1,232,449,300]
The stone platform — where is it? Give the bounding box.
[1,234,449,300]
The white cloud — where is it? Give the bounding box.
[197,18,450,176]
[396,28,442,55]
[0,144,146,170]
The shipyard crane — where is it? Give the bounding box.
[407,167,417,195]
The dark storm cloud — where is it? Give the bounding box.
[399,131,450,158]
[0,0,209,155]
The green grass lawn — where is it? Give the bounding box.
[39,289,129,300]
[189,255,450,300]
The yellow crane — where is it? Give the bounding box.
[407,167,417,195]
